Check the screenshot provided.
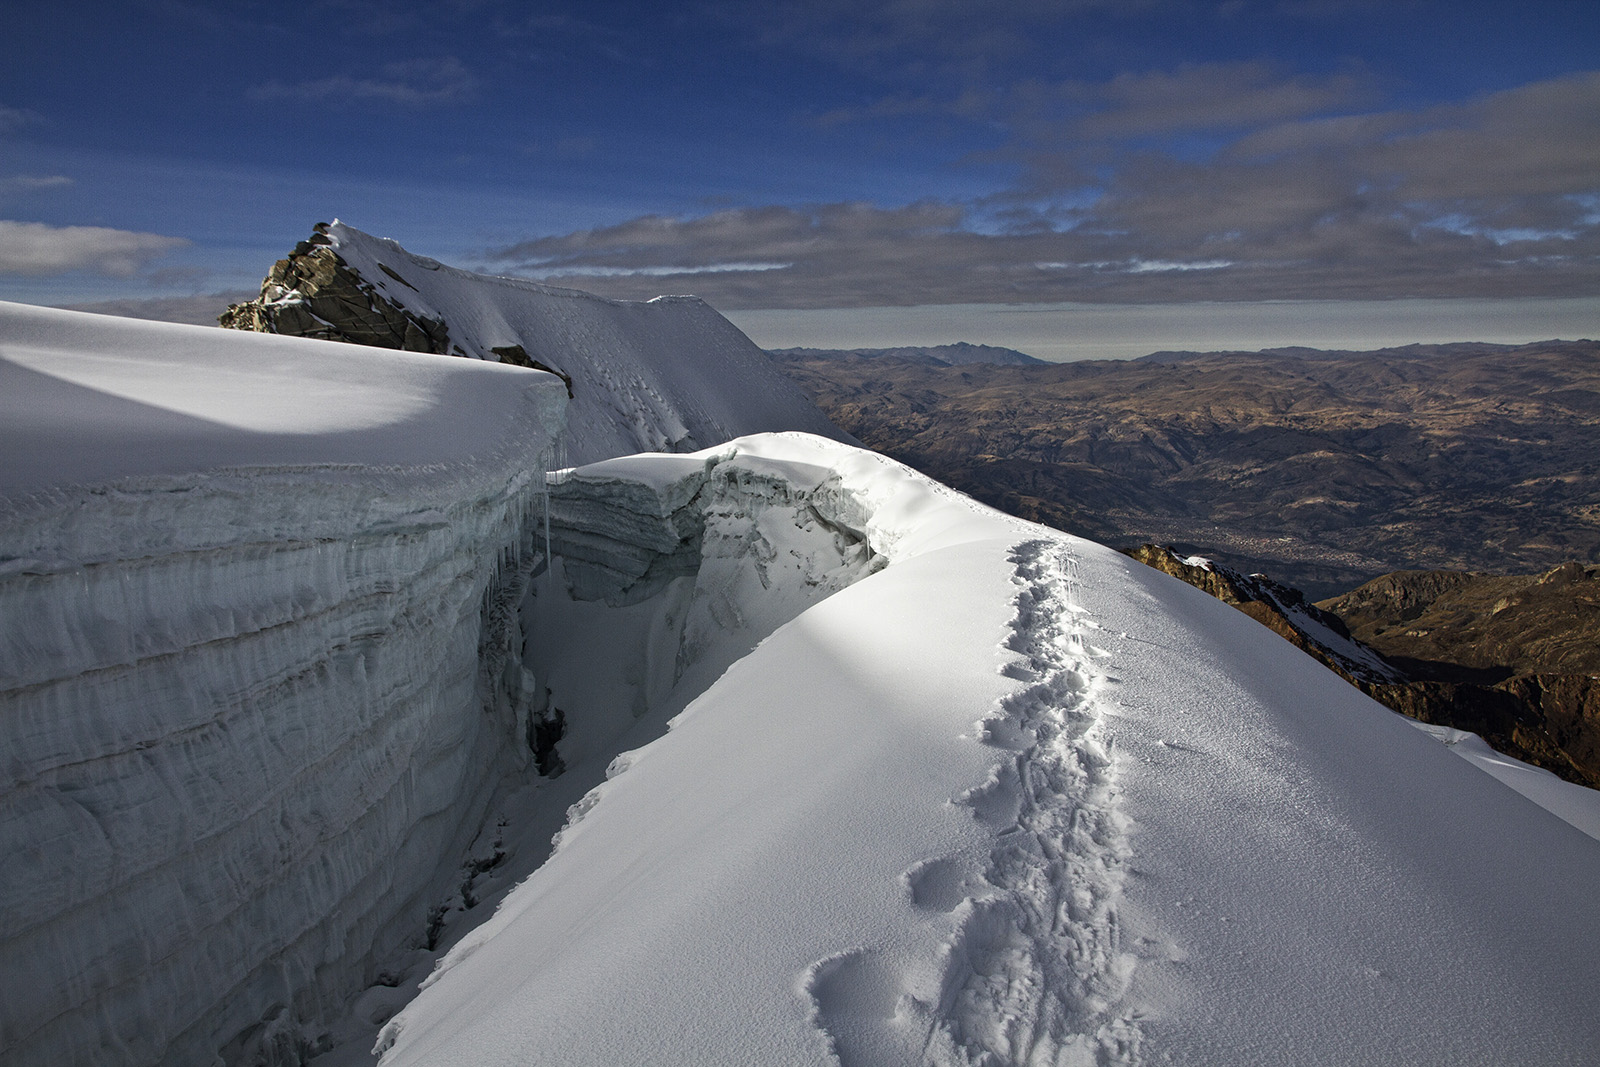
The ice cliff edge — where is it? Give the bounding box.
[0,303,569,1065]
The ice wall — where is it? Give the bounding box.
[0,475,571,1066]
[0,304,570,1066]
[0,304,868,1066]
[524,445,886,776]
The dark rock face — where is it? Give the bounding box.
[219,223,451,354]
[774,341,1600,599]
[491,345,574,397]
[1133,545,1600,789]
[1126,545,1399,686]
[1369,675,1600,789]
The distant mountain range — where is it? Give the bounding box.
[1134,340,1581,364]
[766,341,1045,366]
[773,340,1600,598]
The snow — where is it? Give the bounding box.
[1080,560,1600,1065]
[322,222,850,465]
[1274,596,1403,681]
[4,300,1600,1067]
[0,301,556,495]
[374,435,1600,1067]
[1408,720,1600,841]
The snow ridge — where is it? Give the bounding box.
[927,539,1141,1066]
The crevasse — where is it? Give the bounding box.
[0,419,889,1065]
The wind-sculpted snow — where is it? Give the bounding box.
[808,541,1141,1066]
[928,541,1141,1064]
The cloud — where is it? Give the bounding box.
[0,220,190,277]
[0,104,43,135]
[57,291,256,326]
[1069,61,1375,137]
[250,56,476,107]
[477,69,1600,309]
[0,175,73,202]
[810,59,1376,179]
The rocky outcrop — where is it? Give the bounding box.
[1320,562,1600,787]
[490,344,574,397]
[1131,545,1600,789]
[216,221,853,466]
[220,223,452,354]
[1126,545,1400,686]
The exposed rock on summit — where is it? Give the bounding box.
[216,221,850,465]
[220,223,452,354]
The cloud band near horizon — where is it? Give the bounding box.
[0,220,190,278]
[482,68,1600,309]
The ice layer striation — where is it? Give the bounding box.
[0,303,569,1064]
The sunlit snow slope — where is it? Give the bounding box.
[259,221,850,464]
[0,303,568,1065]
[379,436,1600,1067]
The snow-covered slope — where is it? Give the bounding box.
[224,221,850,465]
[367,435,1600,1067]
[0,302,568,1065]
[5,301,1600,1067]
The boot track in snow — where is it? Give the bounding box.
[810,537,1142,1066]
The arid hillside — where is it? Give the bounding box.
[1321,562,1600,681]
[774,340,1600,598]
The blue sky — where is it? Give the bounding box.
[2,0,1597,352]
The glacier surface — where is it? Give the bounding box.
[371,435,1600,1067]
[5,300,1600,1067]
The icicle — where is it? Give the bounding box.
[543,473,553,591]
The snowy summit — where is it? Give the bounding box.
[1,266,1598,1067]
[217,220,849,466]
